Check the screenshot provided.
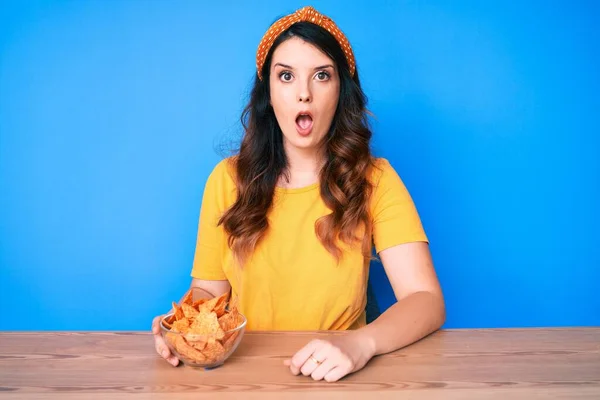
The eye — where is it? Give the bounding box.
[279,71,293,82]
[316,71,330,81]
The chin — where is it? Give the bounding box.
[283,131,325,151]
[288,138,321,151]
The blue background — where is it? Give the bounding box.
[1,0,598,331]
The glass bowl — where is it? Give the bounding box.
[158,287,247,369]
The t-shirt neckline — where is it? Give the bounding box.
[275,181,320,194]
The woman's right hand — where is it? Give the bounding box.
[152,315,180,367]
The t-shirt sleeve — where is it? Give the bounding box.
[190,159,233,280]
[371,158,428,253]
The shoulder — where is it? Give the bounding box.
[368,156,415,209]
[369,157,400,187]
[208,156,237,183]
[203,156,238,199]
[368,157,428,247]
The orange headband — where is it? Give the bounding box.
[255,6,356,80]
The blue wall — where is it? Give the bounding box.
[1,0,598,330]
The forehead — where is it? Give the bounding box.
[271,36,334,67]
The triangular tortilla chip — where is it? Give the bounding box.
[218,312,238,332]
[171,318,190,334]
[222,330,239,352]
[173,335,206,362]
[162,318,172,329]
[197,296,219,314]
[181,289,193,305]
[182,303,199,319]
[213,293,229,317]
[192,299,206,309]
[190,310,225,340]
[187,336,208,352]
[197,291,230,314]
[202,337,225,362]
[172,302,185,321]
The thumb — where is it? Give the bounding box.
[152,316,161,335]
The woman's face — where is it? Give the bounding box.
[269,37,340,155]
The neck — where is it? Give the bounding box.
[279,143,326,188]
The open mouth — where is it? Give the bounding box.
[295,112,314,135]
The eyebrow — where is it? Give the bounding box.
[273,63,335,70]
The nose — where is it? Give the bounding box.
[298,95,310,103]
[297,81,312,103]
[298,93,311,103]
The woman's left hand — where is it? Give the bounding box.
[283,331,376,382]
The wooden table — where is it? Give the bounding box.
[1,328,599,399]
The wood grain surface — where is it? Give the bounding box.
[1,328,599,399]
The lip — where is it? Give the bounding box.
[295,110,313,120]
[295,110,314,136]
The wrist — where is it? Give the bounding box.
[351,328,377,359]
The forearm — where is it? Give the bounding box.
[358,290,446,356]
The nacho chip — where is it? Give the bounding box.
[186,336,208,352]
[202,337,225,362]
[222,330,239,352]
[229,307,245,328]
[172,335,206,362]
[192,299,206,309]
[228,295,240,311]
[196,291,229,314]
[218,307,244,343]
[213,293,229,317]
[181,303,199,319]
[172,302,185,321]
[181,289,193,305]
[172,318,190,333]
[197,296,219,314]
[218,312,238,332]
[190,310,225,340]
[165,332,178,348]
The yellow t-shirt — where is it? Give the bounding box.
[190,157,428,331]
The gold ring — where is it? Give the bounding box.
[309,355,322,365]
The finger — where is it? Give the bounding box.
[301,343,332,376]
[324,366,349,383]
[310,344,335,365]
[154,336,171,359]
[310,357,338,381]
[290,340,324,375]
[155,338,180,366]
[154,336,178,366]
[166,354,180,367]
[300,353,329,376]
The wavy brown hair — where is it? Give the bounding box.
[219,22,376,266]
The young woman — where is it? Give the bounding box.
[152,6,445,382]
